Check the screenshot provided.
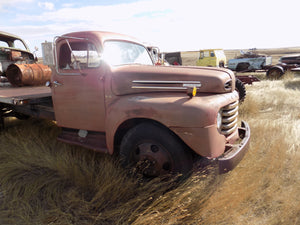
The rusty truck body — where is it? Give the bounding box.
[0,31,250,176]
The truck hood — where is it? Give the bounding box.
[110,65,235,96]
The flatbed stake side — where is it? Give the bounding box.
[0,31,251,177]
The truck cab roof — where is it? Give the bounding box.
[56,31,143,49]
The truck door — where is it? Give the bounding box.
[51,39,106,132]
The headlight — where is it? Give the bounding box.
[217,110,223,130]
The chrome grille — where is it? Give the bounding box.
[220,101,239,136]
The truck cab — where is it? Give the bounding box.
[196,49,227,67]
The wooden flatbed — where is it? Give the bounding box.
[0,86,51,105]
[0,85,54,127]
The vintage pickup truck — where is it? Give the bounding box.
[0,31,250,177]
[228,50,272,72]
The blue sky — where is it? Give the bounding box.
[1,0,300,57]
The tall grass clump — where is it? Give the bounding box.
[0,119,188,224]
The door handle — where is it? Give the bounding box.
[53,81,63,86]
[46,81,63,88]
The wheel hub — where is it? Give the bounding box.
[134,143,173,177]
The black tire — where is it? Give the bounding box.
[235,79,246,102]
[120,122,193,177]
[266,67,284,80]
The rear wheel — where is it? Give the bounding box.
[120,122,193,177]
[266,67,284,80]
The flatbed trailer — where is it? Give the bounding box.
[0,85,54,129]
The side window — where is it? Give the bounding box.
[58,41,100,70]
[87,44,101,67]
[210,51,215,57]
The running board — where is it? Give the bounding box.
[57,128,108,153]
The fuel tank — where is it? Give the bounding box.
[6,63,52,87]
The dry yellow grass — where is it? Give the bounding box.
[132,77,300,225]
[192,77,300,224]
[0,77,299,224]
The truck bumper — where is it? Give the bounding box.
[218,121,250,173]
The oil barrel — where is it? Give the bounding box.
[6,63,52,87]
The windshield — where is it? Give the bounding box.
[102,40,153,66]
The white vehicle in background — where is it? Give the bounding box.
[228,50,272,72]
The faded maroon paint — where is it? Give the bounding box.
[111,65,235,96]
[51,66,106,131]
[105,90,239,157]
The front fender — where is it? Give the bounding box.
[105,92,239,155]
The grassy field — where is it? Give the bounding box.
[1,52,300,224]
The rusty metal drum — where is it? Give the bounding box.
[6,63,52,86]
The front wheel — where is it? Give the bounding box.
[235,79,246,102]
[120,122,193,177]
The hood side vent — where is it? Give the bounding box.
[224,79,232,91]
[132,80,201,90]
